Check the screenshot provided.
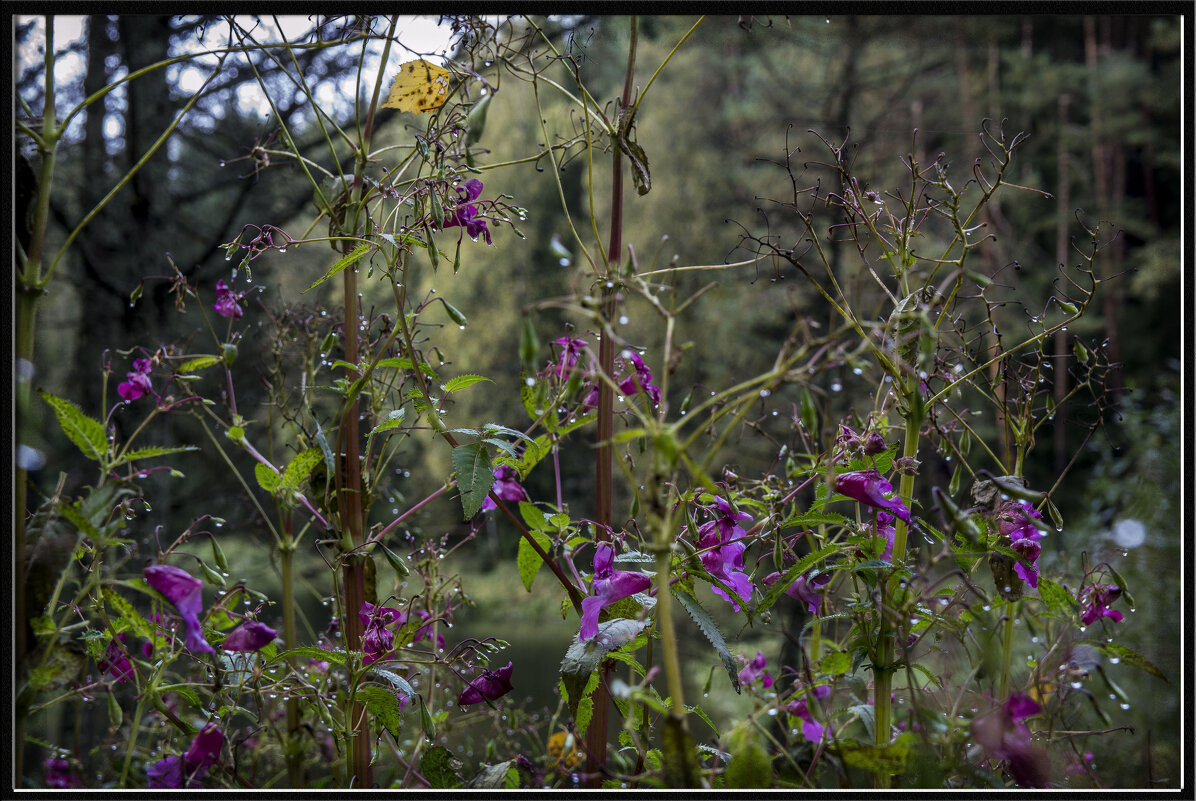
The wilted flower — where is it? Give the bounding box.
[737,651,773,689]
[481,464,528,512]
[457,660,514,705]
[212,279,245,319]
[222,620,278,652]
[147,723,224,788]
[864,431,888,456]
[579,542,652,641]
[439,178,491,244]
[44,757,79,788]
[1080,583,1124,626]
[787,684,832,742]
[97,633,134,683]
[697,496,755,611]
[118,358,154,402]
[833,469,911,522]
[971,692,1050,788]
[144,565,214,655]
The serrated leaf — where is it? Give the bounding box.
[177,356,222,372]
[39,391,107,462]
[303,243,371,294]
[374,356,439,381]
[369,409,407,438]
[1036,577,1079,618]
[104,591,165,651]
[518,501,546,531]
[372,668,418,701]
[421,745,463,789]
[112,445,198,467]
[255,463,281,493]
[382,60,454,114]
[443,374,492,393]
[517,530,553,592]
[560,619,646,717]
[355,684,404,740]
[672,589,740,693]
[820,650,851,676]
[281,447,323,491]
[451,441,493,520]
[268,646,346,666]
[481,422,536,446]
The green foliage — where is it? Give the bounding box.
[38,391,107,462]
[451,441,494,519]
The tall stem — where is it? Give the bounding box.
[280,510,303,786]
[585,15,638,784]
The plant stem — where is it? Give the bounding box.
[280,510,303,786]
[1000,602,1016,699]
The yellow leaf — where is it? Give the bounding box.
[381,59,454,114]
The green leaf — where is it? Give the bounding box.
[451,441,494,520]
[39,391,108,462]
[1097,642,1168,683]
[517,530,554,592]
[560,619,646,717]
[421,745,463,789]
[355,684,404,740]
[104,590,165,651]
[1037,577,1079,618]
[255,463,281,493]
[373,356,440,381]
[839,733,913,775]
[820,650,851,676]
[372,668,418,701]
[303,243,371,294]
[753,543,842,618]
[443,374,492,393]
[518,501,547,531]
[672,589,740,693]
[281,447,323,491]
[177,356,222,372]
[112,445,198,467]
[724,722,770,788]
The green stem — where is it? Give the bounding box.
[1000,602,1016,699]
[280,510,303,786]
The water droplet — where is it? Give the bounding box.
[760,389,771,398]
[830,381,843,392]
[1119,702,1131,710]
[1109,656,1120,665]
[1070,681,1083,689]
[618,315,629,325]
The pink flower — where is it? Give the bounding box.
[737,651,773,688]
[697,496,755,611]
[833,469,910,522]
[44,757,79,788]
[548,336,588,379]
[144,565,214,655]
[97,634,134,683]
[358,601,405,665]
[480,464,528,512]
[971,692,1049,787]
[437,178,491,244]
[1080,583,1124,626]
[787,684,832,742]
[764,569,832,614]
[213,279,245,318]
[118,358,154,402]
[579,543,652,641]
[222,620,278,652]
[457,660,514,705]
[147,723,224,788]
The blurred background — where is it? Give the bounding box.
[15,14,1182,787]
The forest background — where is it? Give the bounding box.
[13,13,1185,788]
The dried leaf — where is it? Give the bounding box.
[382,60,454,114]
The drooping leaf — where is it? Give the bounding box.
[451,441,493,520]
[303,243,371,294]
[39,391,107,462]
[1036,577,1080,618]
[1097,642,1168,683]
[559,619,646,717]
[281,447,323,491]
[355,684,404,740]
[753,543,842,618]
[268,646,346,667]
[420,745,464,789]
[672,588,740,693]
[112,445,198,467]
[177,356,222,372]
[381,60,454,114]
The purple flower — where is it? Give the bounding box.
[764,569,833,614]
[413,609,446,651]
[118,358,154,402]
[1010,538,1042,588]
[439,178,491,244]
[147,723,224,788]
[222,620,278,652]
[617,351,662,407]
[457,660,514,705]
[212,279,245,318]
[359,601,405,665]
[144,565,215,655]
[863,431,888,456]
[833,469,911,522]
[998,501,1044,542]
[787,685,832,742]
[1080,584,1124,626]
[971,692,1050,787]
[737,651,773,689]
[579,542,653,641]
[697,497,755,611]
[869,510,897,562]
[480,464,528,513]
[44,758,79,789]
[98,633,134,683]
[549,336,588,379]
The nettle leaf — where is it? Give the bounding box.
[560,619,646,717]
[753,543,843,618]
[369,409,407,439]
[268,646,346,667]
[420,745,464,789]
[672,589,739,694]
[382,60,454,114]
[39,391,108,462]
[518,501,546,531]
[355,684,403,741]
[1097,642,1168,683]
[255,463,281,493]
[443,374,492,393]
[451,441,493,520]
[517,530,554,592]
[375,356,439,381]
[372,668,418,701]
[281,447,323,491]
[820,650,852,676]
[1037,577,1080,618]
[303,243,371,294]
[113,445,198,467]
